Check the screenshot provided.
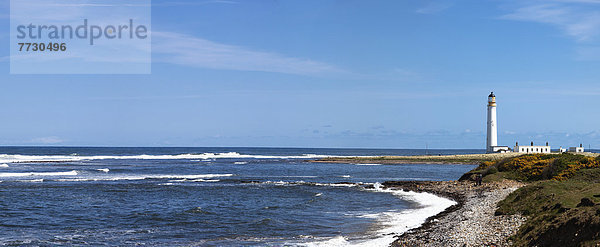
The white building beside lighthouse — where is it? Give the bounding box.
[486,92,510,153]
[515,141,551,153]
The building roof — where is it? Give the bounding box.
[489,92,495,97]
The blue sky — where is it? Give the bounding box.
[1,0,600,148]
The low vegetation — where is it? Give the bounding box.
[463,153,600,246]
[464,153,600,182]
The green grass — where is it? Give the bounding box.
[481,171,523,183]
[494,168,600,246]
[458,154,600,245]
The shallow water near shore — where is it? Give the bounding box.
[0,147,476,246]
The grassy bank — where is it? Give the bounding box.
[462,153,600,246]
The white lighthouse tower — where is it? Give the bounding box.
[486,92,498,153]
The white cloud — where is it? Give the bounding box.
[153,0,238,6]
[552,0,600,3]
[339,67,423,83]
[416,2,453,14]
[42,0,238,7]
[152,32,346,76]
[44,4,134,7]
[501,1,600,42]
[30,136,64,144]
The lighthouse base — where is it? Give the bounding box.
[488,146,511,153]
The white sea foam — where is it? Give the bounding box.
[340,175,351,178]
[0,164,8,168]
[53,178,93,182]
[168,178,220,183]
[280,176,318,178]
[0,152,363,163]
[354,163,382,166]
[158,179,218,185]
[257,181,357,188]
[96,168,110,173]
[191,179,219,182]
[161,174,232,179]
[246,175,318,178]
[314,183,356,187]
[15,179,44,183]
[300,182,456,247]
[262,181,299,186]
[0,170,78,177]
[52,174,232,182]
[233,161,248,165]
[364,183,456,245]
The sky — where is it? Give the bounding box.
[0,0,600,148]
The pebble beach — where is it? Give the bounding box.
[383,180,526,247]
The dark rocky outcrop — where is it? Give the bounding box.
[578,198,596,207]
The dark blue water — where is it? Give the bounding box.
[0,147,477,246]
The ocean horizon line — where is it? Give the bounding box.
[0,145,488,150]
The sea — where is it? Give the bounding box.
[0,147,481,246]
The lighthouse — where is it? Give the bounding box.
[486,92,498,153]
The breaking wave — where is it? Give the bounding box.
[0,152,360,163]
[298,182,456,247]
[246,180,360,188]
[0,170,78,177]
[52,174,233,182]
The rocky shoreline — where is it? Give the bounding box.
[382,180,526,247]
